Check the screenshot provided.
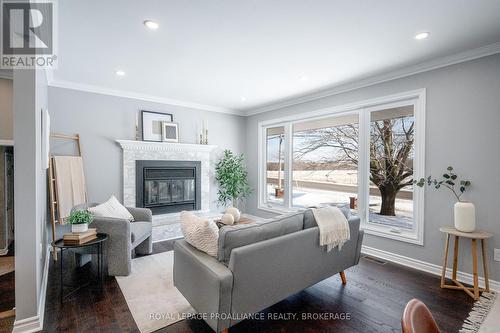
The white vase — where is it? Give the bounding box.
[71,223,88,233]
[454,201,476,232]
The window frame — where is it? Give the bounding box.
[257,89,426,245]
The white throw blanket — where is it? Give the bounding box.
[53,156,87,223]
[312,206,350,252]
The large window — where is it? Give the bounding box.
[368,105,415,230]
[265,126,285,207]
[292,114,359,215]
[259,90,425,244]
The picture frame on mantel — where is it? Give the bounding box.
[162,122,179,142]
[141,110,173,142]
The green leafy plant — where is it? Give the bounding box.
[68,210,93,225]
[414,166,471,202]
[215,150,252,207]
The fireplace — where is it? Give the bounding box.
[136,160,201,214]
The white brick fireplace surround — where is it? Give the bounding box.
[116,140,217,228]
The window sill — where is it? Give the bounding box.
[257,204,295,215]
[259,205,424,246]
[362,222,424,246]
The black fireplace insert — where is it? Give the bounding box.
[136,160,201,214]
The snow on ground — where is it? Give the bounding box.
[266,184,414,230]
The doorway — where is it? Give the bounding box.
[0,75,15,325]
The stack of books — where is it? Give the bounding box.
[63,228,97,245]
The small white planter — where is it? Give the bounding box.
[71,223,88,233]
[454,201,476,232]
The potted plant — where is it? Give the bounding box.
[215,149,252,208]
[68,210,93,233]
[414,166,473,232]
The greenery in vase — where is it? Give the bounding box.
[68,210,93,225]
[215,149,252,207]
[414,166,471,202]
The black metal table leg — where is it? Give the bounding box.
[60,248,64,304]
[99,243,104,288]
[97,243,100,288]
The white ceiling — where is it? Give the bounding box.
[53,0,500,115]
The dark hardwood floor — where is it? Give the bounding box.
[40,239,474,333]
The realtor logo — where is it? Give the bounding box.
[1,0,57,68]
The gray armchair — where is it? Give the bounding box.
[72,203,153,276]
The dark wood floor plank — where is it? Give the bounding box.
[40,240,473,333]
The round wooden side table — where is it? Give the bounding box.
[439,226,493,300]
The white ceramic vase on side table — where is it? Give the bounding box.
[454,201,476,232]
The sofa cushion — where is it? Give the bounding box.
[217,212,304,264]
[303,204,351,229]
[130,222,152,246]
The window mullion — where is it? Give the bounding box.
[357,109,369,225]
[283,123,293,209]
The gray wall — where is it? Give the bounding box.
[245,53,500,282]
[48,87,247,213]
[13,68,48,323]
[0,78,13,140]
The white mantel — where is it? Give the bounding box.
[116,140,217,216]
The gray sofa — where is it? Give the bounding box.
[173,209,364,333]
[72,203,153,276]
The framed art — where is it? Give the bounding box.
[141,110,173,142]
[162,122,179,142]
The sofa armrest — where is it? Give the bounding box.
[126,207,152,222]
[173,240,233,333]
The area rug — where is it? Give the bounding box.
[460,292,498,333]
[116,251,194,333]
[0,256,14,277]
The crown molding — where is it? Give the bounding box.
[244,41,500,116]
[48,79,239,115]
[116,139,217,153]
[47,42,500,118]
[0,140,14,146]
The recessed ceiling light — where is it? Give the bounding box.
[299,75,308,81]
[414,32,430,40]
[240,96,247,102]
[115,70,126,76]
[144,20,159,30]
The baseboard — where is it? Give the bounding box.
[12,247,50,333]
[361,245,500,293]
[11,315,42,333]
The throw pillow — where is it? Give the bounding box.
[180,211,219,257]
[88,195,134,221]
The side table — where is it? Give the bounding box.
[439,226,493,300]
[51,233,108,303]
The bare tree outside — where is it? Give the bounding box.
[294,111,415,216]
